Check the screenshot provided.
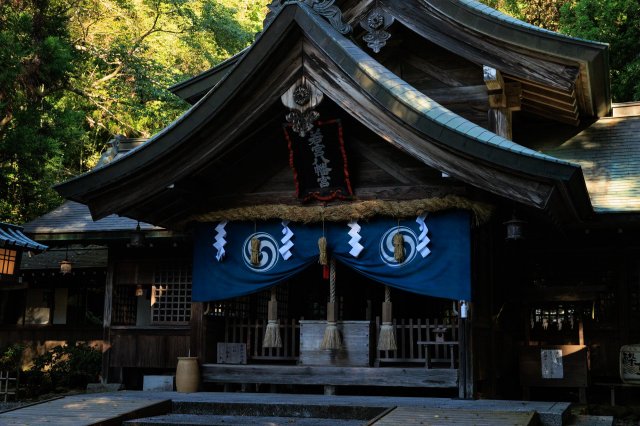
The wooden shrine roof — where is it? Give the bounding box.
[20,244,108,270]
[545,108,640,213]
[22,200,162,240]
[55,2,604,226]
[172,0,610,121]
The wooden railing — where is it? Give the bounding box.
[221,317,458,368]
[374,317,459,369]
[223,318,300,362]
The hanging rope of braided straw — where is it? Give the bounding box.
[262,286,282,348]
[251,222,260,266]
[393,220,405,263]
[321,257,342,350]
[318,216,329,279]
[377,285,397,351]
[189,196,494,225]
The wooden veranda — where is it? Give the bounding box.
[203,311,463,393]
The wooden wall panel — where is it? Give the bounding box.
[109,329,190,369]
[166,335,191,368]
[110,334,137,368]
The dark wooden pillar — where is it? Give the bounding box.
[190,302,206,362]
[101,260,114,383]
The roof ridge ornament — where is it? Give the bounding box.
[360,5,394,53]
[281,77,324,137]
[263,0,352,35]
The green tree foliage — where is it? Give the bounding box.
[0,0,267,223]
[21,343,101,397]
[483,0,566,31]
[560,0,640,101]
[0,0,78,222]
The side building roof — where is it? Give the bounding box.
[24,137,167,242]
[0,222,48,252]
[22,200,163,242]
[544,106,640,213]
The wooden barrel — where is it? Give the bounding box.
[176,357,199,392]
[620,344,640,384]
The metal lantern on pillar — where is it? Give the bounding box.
[504,215,526,240]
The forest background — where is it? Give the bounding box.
[1,0,639,224]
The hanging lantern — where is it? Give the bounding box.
[504,215,526,240]
[135,285,144,297]
[60,246,72,274]
[59,260,72,274]
[130,222,146,248]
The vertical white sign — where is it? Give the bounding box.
[541,349,564,379]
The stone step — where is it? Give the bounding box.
[124,413,367,426]
[566,415,614,426]
[170,400,385,420]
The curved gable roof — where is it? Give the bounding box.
[56,2,593,225]
[173,0,609,119]
[443,0,608,114]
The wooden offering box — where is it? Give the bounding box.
[299,320,372,367]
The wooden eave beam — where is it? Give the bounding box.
[506,75,580,125]
[385,0,579,93]
[398,0,610,117]
[521,103,580,126]
[26,229,178,243]
[523,97,579,120]
[521,88,578,111]
[422,85,488,104]
[404,54,465,88]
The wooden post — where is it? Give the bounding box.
[458,314,466,399]
[190,302,206,362]
[578,319,585,346]
[578,318,587,403]
[101,260,114,384]
[458,302,474,399]
[484,66,521,140]
[465,311,474,399]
